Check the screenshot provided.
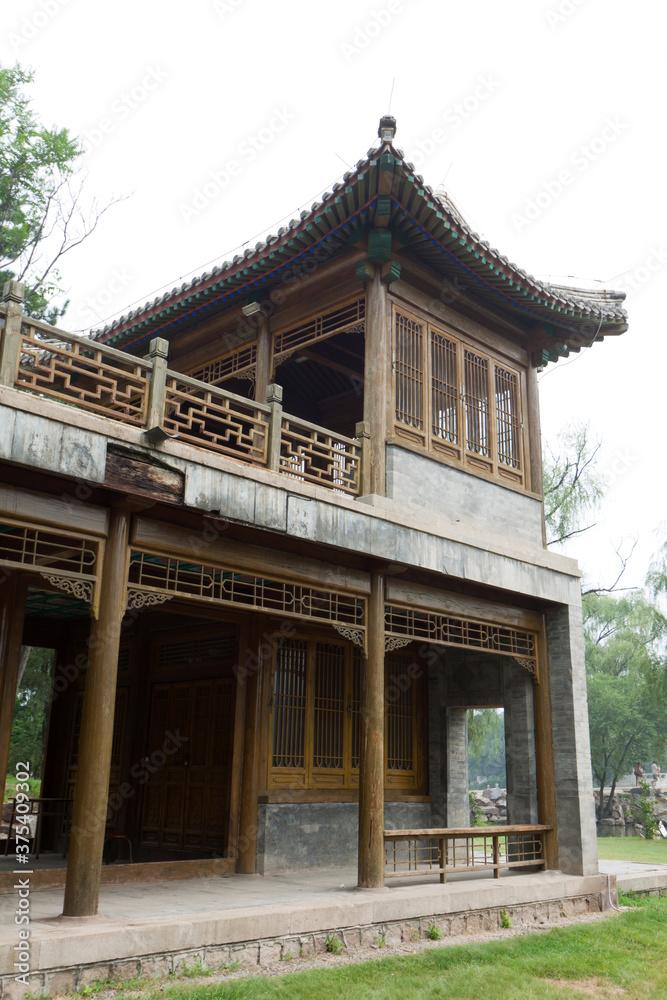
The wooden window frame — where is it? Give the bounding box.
[392,306,527,488]
[268,634,426,793]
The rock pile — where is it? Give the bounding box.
[470,785,507,824]
[595,783,667,829]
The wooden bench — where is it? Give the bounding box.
[384,824,552,883]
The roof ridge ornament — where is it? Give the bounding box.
[378,115,396,142]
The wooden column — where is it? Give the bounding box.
[63,507,131,917]
[534,626,559,869]
[254,314,272,403]
[236,615,265,874]
[363,267,391,496]
[358,571,385,888]
[525,364,546,542]
[0,574,28,806]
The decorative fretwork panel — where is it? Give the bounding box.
[17,323,150,424]
[162,374,269,463]
[280,417,361,495]
[273,298,365,360]
[313,643,345,771]
[188,343,257,386]
[128,551,366,634]
[385,603,537,675]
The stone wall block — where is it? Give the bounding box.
[230,943,259,966]
[258,942,282,965]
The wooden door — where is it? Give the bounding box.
[140,678,235,854]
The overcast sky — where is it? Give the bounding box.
[3,0,664,589]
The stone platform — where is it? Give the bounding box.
[3,863,666,998]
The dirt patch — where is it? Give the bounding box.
[547,978,628,996]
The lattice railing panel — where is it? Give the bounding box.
[163,374,269,463]
[128,551,366,629]
[16,322,150,424]
[384,826,548,880]
[274,298,365,359]
[280,417,361,495]
[385,603,537,672]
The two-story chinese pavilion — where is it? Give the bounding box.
[0,117,627,917]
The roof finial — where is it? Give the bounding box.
[378,115,396,142]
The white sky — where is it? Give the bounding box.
[3,0,665,589]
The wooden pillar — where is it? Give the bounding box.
[236,615,265,874]
[254,315,272,403]
[0,574,28,806]
[525,365,546,542]
[363,267,391,496]
[63,507,131,917]
[534,626,559,869]
[358,571,385,888]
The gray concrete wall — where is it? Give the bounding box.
[386,444,544,547]
[446,708,469,827]
[503,660,538,824]
[256,801,431,875]
[546,603,599,875]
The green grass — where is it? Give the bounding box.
[107,896,667,1000]
[597,835,667,865]
[4,775,41,801]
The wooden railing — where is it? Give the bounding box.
[0,287,365,497]
[384,825,551,883]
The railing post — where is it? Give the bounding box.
[355,420,371,497]
[0,280,25,387]
[265,383,283,472]
[145,337,169,434]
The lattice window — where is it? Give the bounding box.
[495,366,521,470]
[431,332,458,445]
[463,350,490,458]
[272,638,307,771]
[268,635,425,792]
[188,343,257,386]
[394,313,424,433]
[392,307,525,486]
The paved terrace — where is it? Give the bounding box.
[2,863,667,996]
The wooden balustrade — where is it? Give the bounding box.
[384,825,551,883]
[0,288,365,498]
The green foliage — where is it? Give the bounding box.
[467,708,505,788]
[584,591,667,816]
[324,934,343,955]
[630,780,659,840]
[468,792,486,827]
[542,422,605,546]
[427,924,442,940]
[500,910,512,929]
[7,647,53,781]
